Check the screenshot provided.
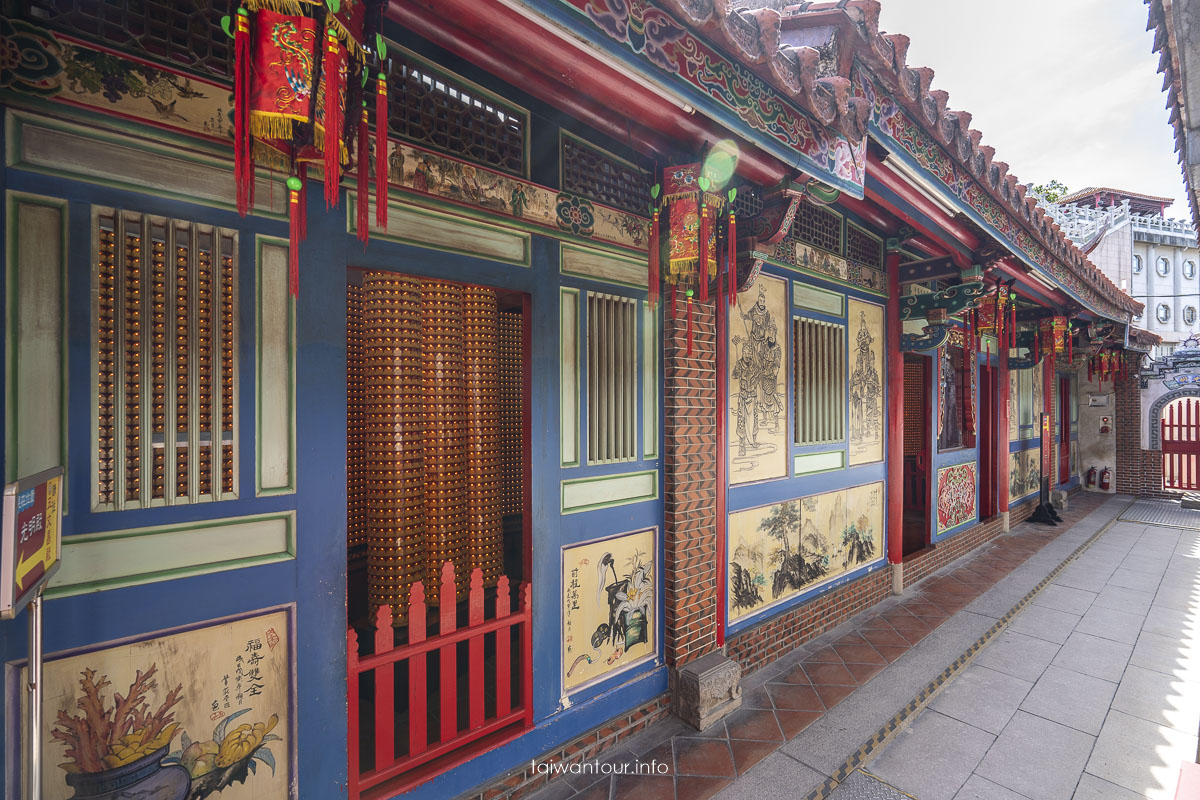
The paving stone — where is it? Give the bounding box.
[868,711,995,800]
[1086,709,1198,800]
[1053,565,1116,593]
[1031,583,1097,615]
[711,752,822,800]
[1129,631,1200,682]
[974,711,1095,800]
[1111,664,1200,734]
[1093,585,1155,615]
[1142,605,1200,639]
[952,774,1033,800]
[1075,605,1146,645]
[1051,631,1133,683]
[1018,664,1116,735]
[1108,569,1161,592]
[973,630,1061,683]
[1073,772,1150,800]
[929,664,1032,735]
[1007,604,1081,644]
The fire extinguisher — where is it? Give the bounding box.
[1099,467,1111,491]
[1086,466,1097,487]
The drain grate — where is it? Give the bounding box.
[827,770,917,800]
[1119,499,1200,529]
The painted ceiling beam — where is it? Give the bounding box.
[387,0,795,187]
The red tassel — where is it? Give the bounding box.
[375,73,388,229]
[323,30,344,209]
[288,176,302,297]
[1009,301,1016,349]
[649,208,660,310]
[686,294,694,356]
[698,202,709,303]
[298,165,308,242]
[357,106,369,246]
[727,210,737,306]
[1088,357,1093,382]
[234,9,251,216]
[1068,328,1073,363]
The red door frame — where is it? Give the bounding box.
[902,354,931,556]
[979,361,996,519]
[1058,377,1070,484]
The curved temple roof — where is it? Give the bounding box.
[1147,0,1200,230]
[657,0,1141,319]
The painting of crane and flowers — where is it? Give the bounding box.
[15,609,292,800]
[562,528,657,693]
[728,482,884,622]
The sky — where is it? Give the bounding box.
[874,0,1188,216]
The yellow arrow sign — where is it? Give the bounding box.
[13,476,58,592]
[14,546,41,588]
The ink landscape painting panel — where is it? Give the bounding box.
[728,482,883,622]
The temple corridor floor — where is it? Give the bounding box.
[509,492,1162,800]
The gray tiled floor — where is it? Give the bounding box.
[867,499,1200,800]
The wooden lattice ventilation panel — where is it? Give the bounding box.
[903,360,925,454]
[794,318,846,445]
[561,135,650,216]
[587,293,638,464]
[385,52,527,177]
[95,210,237,509]
[792,201,842,253]
[846,224,884,269]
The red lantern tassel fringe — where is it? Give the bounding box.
[234,9,251,216]
[298,165,308,241]
[727,210,737,307]
[648,208,660,310]
[698,202,709,303]
[323,31,343,209]
[356,107,369,246]
[686,294,694,356]
[375,75,388,228]
[288,181,301,297]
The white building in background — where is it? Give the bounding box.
[1047,187,1199,358]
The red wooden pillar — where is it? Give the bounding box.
[997,338,1010,529]
[1044,348,1054,494]
[885,247,904,591]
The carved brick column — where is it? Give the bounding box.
[663,296,740,728]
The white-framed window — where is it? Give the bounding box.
[1186,260,1197,279]
[1187,306,1197,325]
[1158,257,1171,277]
[1157,303,1172,323]
[587,292,639,464]
[1133,254,1143,274]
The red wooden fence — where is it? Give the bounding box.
[1163,398,1200,491]
[348,563,532,800]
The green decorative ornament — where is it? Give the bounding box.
[220,15,233,38]
[327,0,341,13]
[697,176,711,193]
[685,289,694,298]
[376,34,388,60]
[728,187,737,202]
[286,176,303,191]
[650,184,660,200]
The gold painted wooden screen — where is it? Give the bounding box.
[793,317,846,445]
[586,293,638,464]
[94,209,237,510]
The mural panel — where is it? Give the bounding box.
[729,273,788,484]
[848,298,884,465]
[936,462,977,534]
[25,609,292,800]
[1008,371,1019,442]
[1008,447,1042,498]
[562,528,656,692]
[728,482,883,622]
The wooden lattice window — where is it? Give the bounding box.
[385,48,527,177]
[794,317,845,445]
[25,0,234,79]
[561,134,650,215]
[95,209,237,510]
[587,293,638,463]
[792,202,842,253]
[846,223,883,269]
